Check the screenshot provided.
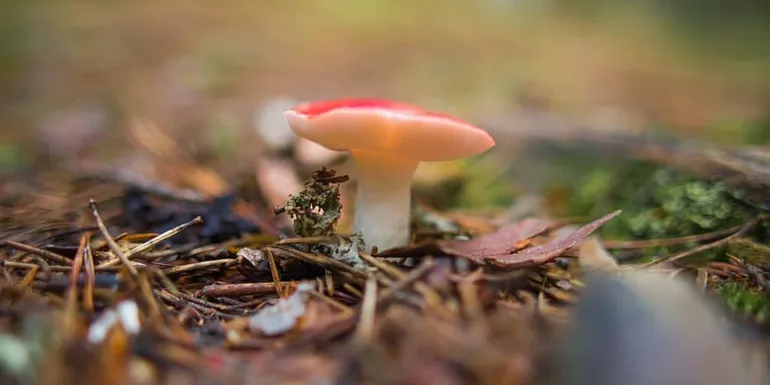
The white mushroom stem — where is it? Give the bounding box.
[350,149,420,252]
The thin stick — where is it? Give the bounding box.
[324,270,335,297]
[343,283,363,298]
[83,235,95,312]
[201,281,312,297]
[152,268,181,296]
[63,234,89,330]
[67,234,88,296]
[633,217,762,270]
[90,199,138,277]
[457,269,487,332]
[174,291,236,313]
[377,258,435,303]
[18,266,39,291]
[264,248,284,297]
[98,216,203,268]
[156,290,234,319]
[1,240,73,265]
[354,274,378,343]
[307,290,352,315]
[268,246,369,280]
[604,224,743,249]
[358,252,406,280]
[275,236,337,245]
[136,274,164,327]
[161,259,235,275]
[0,261,123,272]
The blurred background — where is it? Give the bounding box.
[1,0,769,195]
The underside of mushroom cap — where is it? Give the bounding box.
[284,98,496,162]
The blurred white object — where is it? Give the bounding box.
[249,282,315,336]
[561,271,766,385]
[36,100,108,166]
[86,300,141,344]
[254,97,299,152]
[294,137,345,166]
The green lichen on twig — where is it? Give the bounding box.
[283,168,348,237]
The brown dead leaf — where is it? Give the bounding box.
[376,212,621,270]
[374,217,553,262]
[437,218,554,263]
[486,210,622,267]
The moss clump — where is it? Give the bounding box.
[716,282,770,323]
[726,238,770,264]
[560,161,759,262]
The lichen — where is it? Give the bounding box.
[284,168,348,237]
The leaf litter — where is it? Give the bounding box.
[0,144,768,385]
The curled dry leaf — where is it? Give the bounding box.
[376,211,621,269]
[486,210,622,267]
[438,218,554,263]
[374,217,551,262]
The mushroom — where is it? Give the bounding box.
[284,98,496,252]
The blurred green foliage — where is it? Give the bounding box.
[0,144,29,174]
[717,281,770,323]
[0,3,30,81]
[587,165,752,240]
[703,117,770,145]
[452,158,516,210]
[414,157,516,211]
[554,0,770,70]
[551,151,762,262]
[726,238,770,265]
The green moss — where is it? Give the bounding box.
[560,160,758,262]
[725,238,770,264]
[0,144,30,174]
[453,172,515,211]
[716,282,770,323]
[702,117,770,145]
[447,157,516,211]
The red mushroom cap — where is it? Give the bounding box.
[284,98,495,162]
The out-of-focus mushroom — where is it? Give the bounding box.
[254,97,299,152]
[293,137,346,167]
[284,98,496,252]
[254,156,303,228]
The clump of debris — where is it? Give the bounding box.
[0,158,768,385]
